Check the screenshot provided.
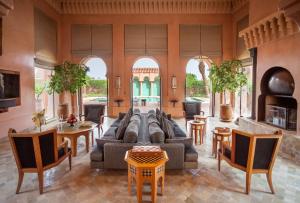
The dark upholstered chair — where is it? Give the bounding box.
[81,104,105,136]
[8,128,72,194]
[218,129,282,194]
[182,101,204,126]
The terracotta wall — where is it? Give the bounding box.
[60,14,233,117]
[0,0,60,139]
[249,0,279,24]
[248,0,300,134]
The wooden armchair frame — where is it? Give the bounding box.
[80,104,105,136]
[218,129,282,194]
[8,128,72,194]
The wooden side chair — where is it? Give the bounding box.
[80,104,105,136]
[218,129,282,194]
[182,101,204,127]
[8,128,72,194]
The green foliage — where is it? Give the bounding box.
[186,73,209,98]
[35,82,47,100]
[48,61,89,94]
[208,59,247,94]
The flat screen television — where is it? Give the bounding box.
[0,69,20,109]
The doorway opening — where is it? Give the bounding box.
[185,56,212,116]
[80,57,108,115]
[132,57,160,113]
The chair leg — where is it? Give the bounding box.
[38,171,44,194]
[218,153,221,172]
[16,170,24,194]
[246,172,252,194]
[69,153,72,171]
[266,172,275,194]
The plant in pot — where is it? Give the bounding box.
[48,61,89,119]
[209,60,247,121]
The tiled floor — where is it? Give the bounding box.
[0,117,300,203]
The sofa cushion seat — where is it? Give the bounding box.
[185,146,198,162]
[90,146,103,162]
[165,137,192,148]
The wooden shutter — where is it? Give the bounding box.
[180,25,201,57]
[92,24,112,56]
[34,8,57,64]
[71,24,92,57]
[125,24,146,55]
[237,16,249,59]
[200,25,222,57]
[146,24,167,55]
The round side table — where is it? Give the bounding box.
[190,121,206,145]
[194,115,208,136]
[212,127,231,158]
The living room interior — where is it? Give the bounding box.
[0,0,300,202]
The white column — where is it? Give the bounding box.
[150,82,154,96]
[140,81,143,96]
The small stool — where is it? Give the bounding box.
[212,127,231,158]
[125,149,169,203]
[190,121,206,145]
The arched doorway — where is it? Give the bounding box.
[79,57,108,115]
[132,57,160,113]
[185,56,212,116]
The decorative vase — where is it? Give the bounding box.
[220,104,233,122]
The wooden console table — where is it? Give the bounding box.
[125,148,169,203]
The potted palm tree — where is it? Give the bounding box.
[209,60,247,121]
[48,61,89,119]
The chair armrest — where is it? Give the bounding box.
[58,140,69,154]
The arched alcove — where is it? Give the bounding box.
[132,57,160,112]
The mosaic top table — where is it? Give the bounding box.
[124,147,169,203]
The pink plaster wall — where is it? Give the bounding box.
[249,0,279,24]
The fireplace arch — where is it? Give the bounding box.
[258,67,297,130]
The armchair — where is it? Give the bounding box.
[8,128,72,194]
[182,101,204,126]
[81,104,105,136]
[218,129,282,194]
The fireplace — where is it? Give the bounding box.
[258,67,297,131]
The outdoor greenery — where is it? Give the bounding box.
[48,61,89,94]
[85,75,107,97]
[35,82,47,100]
[186,73,209,98]
[208,59,247,104]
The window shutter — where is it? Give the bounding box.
[92,24,112,56]
[146,24,168,55]
[34,8,57,65]
[200,25,222,57]
[125,24,146,55]
[180,25,201,57]
[71,24,92,57]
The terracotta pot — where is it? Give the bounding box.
[220,104,233,122]
[57,103,69,120]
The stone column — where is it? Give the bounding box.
[140,81,143,96]
[150,81,154,96]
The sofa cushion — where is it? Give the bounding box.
[185,146,198,162]
[123,120,139,143]
[115,113,131,140]
[149,123,165,143]
[96,137,122,148]
[90,146,103,162]
[165,137,192,148]
[103,127,118,137]
[173,126,186,137]
[130,114,141,124]
[161,117,175,139]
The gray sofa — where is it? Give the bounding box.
[90,109,198,169]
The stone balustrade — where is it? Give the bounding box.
[239,11,299,49]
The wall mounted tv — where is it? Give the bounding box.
[0,69,20,110]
